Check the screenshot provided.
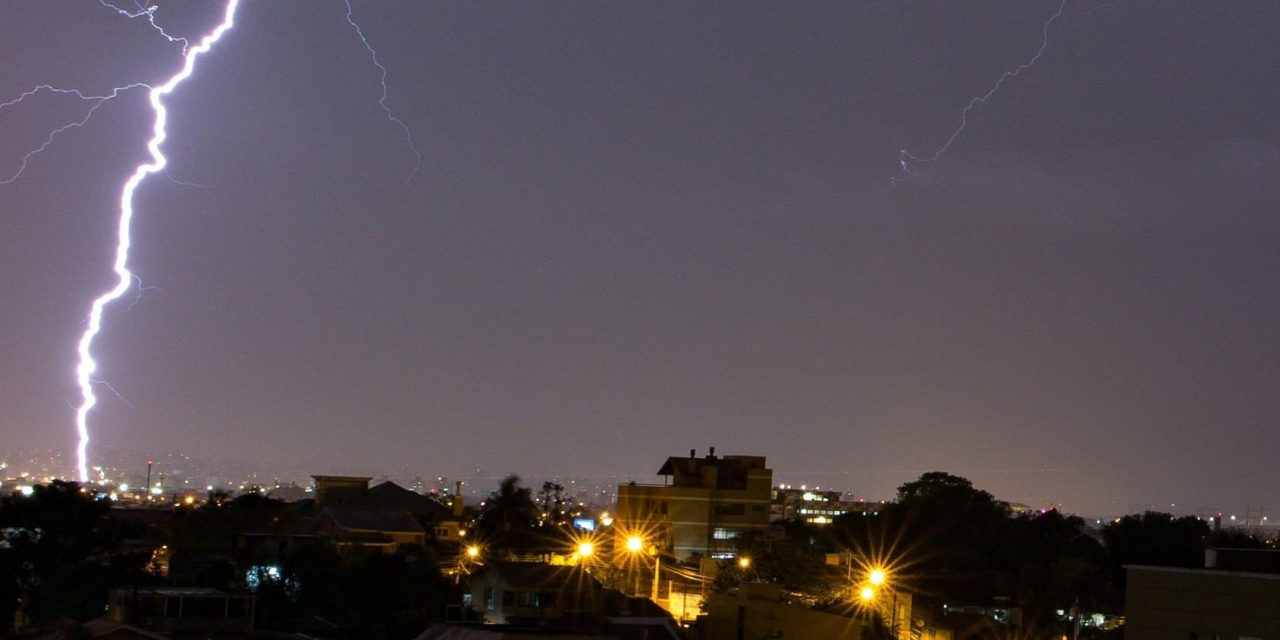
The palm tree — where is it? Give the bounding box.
[475,475,542,554]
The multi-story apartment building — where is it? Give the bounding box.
[615,448,772,560]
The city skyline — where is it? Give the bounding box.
[2,1,1278,517]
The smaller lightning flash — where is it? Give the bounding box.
[892,0,1069,187]
[0,84,149,185]
[343,0,423,183]
[97,1,190,53]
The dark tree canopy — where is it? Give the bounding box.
[0,482,148,630]
[473,475,553,555]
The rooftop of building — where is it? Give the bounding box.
[476,561,602,591]
[352,480,451,516]
[320,506,425,534]
[1126,547,1280,579]
[655,448,769,490]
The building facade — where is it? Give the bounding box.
[1125,549,1280,639]
[771,486,888,524]
[615,449,772,560]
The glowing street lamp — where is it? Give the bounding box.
[577,541,595,559]
[626,535,644,553]
[738,557,752,570]
[863,566,902,638]
[466,545,481,559]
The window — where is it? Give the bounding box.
[484,586,495,610]
[503,590,515,607]
[713,527,739,540]
[714,503,745,516]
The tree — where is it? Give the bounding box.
[885,472,1013,600]
[1011,510,1105,618]
[536,481,568,527]
[260,540,453,639]
[0,481,148,630]
[1101,511,1209,607]
[474,475,544,555]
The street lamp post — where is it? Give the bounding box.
[623,535,664,602]
[860,567,901,640]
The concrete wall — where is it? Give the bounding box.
[702,584,867,640]
[1126,565,1280,640]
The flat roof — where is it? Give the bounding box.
[116,587,249,597]
[1124,564,1280,581]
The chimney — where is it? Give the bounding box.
[690,449,696,459]
[452,481,464,517]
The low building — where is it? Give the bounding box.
[467,562,606,626]
[702,583,870,640]
[771,487,887,524]
[306,474,450,553]
[312,475,372,507]
[1125,548,1280,639]
[106,587,255,637]
[416,624,613,639]
[311,506,427,552]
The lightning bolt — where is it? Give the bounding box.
[65,0,242,482]
[343,0,423,183]
[4,0,420,483]
[892,0,1069,187]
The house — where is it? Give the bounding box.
[311,506,427,552]
[702,582,869,640]
[468,562,606,626]
[105,587,255,637]
[415,624,614,639]
[350,480,451,520]
[6,619,170,640]
[306,474,453,553]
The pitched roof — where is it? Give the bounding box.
[350,481,450,517]
[415,624,613,639]
[321,507,425,535]
[479,561,601,591]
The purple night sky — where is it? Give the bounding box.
[1,1,1277,515]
